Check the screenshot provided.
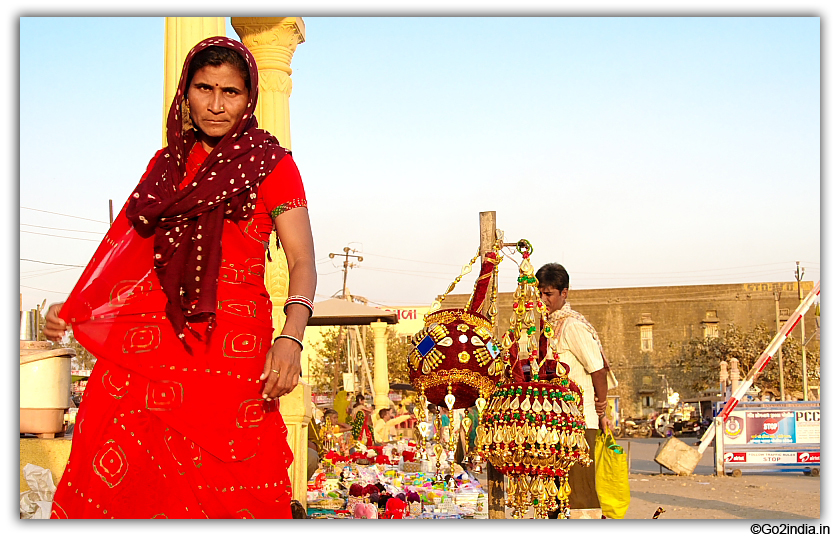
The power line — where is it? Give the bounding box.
[20,259,87,267]
[20,267,79,279]
[21,223,105,235]
[362,251,463,267]
[19,284,68,294]
[571,261,817,276]
[21,230,101,242]
[360,248,819,279]
[21,206,109,224]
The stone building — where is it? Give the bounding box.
[447,280,818,418]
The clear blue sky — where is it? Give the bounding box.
[18,16,821,311]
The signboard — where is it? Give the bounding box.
[722,408,819,445]
[724,451,820,464]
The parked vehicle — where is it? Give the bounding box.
[619,417,653,438]
[696,417,713,438]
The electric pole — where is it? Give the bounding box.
[794,261,808,401]
[774,290,785,401]
[329,246,363,301]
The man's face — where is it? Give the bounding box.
[539,286,568,314]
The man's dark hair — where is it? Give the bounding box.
[187,45,251,91]
[536,263,570,292]
[378,408,389,419]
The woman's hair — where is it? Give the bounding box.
[186,45,251,91]
[535,263,570,292]
[355,394,365,404]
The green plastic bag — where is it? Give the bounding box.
[595,429,630,519]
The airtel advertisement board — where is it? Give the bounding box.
[722,408,820,445]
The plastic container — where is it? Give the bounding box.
[20,341,75,437]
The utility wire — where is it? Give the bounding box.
[20,268,79,279]
[21,230,101,242]
[356,248,819,279]
[21,258,87,267]
[21,223,105,235]
[19,284,68,294]
[360,252,464,267]
[21,206,109,224]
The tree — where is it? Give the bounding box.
[671,323,820,399]
[309,326,413,395]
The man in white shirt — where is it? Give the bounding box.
[373,407,412,444]
[536,263,617,519]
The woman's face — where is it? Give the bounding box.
[187,62,249,151]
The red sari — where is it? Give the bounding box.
[51,143,306,519]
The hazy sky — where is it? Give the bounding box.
[18,16,821,312]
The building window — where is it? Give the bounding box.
[704,323,719,339]
[702,310,720,339]
[642,396,654,408]
[640,325,653,351]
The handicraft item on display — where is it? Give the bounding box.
[474,240,592,519]
[407,248,504,410]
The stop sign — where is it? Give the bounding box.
[763,419,779,434]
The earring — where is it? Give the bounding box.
[182,98,195,132]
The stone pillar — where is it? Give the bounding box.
[231,17,311,507]
[277,382,313,505]
[371,321,390,410]
[719,361,728,397]
[162,17,227,145]
[231,17,304,149]
[729,357,740,394]
[232,16,305,342]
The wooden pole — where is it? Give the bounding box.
[479,210,505,519]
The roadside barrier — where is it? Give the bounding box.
[696,281,820,456]
[714,400,820,476]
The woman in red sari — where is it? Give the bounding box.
[42,36,316,519]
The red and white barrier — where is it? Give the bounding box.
[697,280,820,454]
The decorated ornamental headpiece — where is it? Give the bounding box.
[407,244,504,411]
[473,239,591,519]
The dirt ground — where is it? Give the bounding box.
[476,468,820,520]
[625,472,820,519]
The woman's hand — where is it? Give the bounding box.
[260,337,302,400]
[43,303,68,342]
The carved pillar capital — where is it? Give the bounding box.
[231,17,305,75]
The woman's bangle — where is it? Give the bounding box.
[283,295,314,318]
[274,334,304,351]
